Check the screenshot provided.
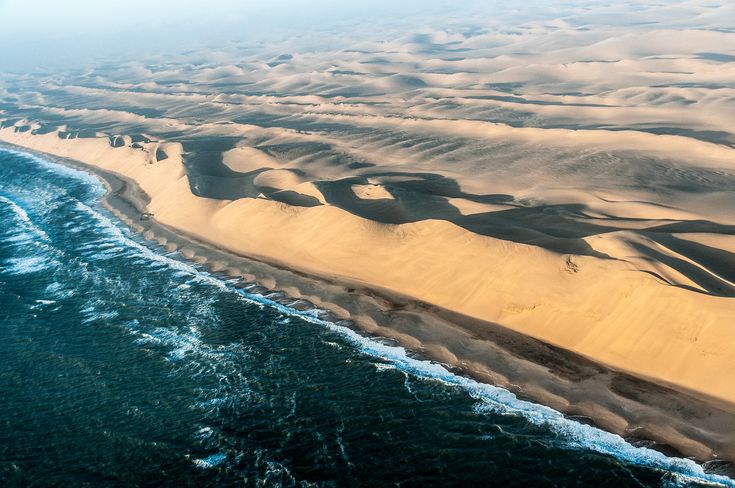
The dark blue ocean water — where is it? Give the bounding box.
[0,148,732,487]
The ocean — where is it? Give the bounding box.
[0,148,732,487]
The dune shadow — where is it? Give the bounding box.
[313,172,615,255]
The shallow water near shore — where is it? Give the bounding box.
[0,148,732,487]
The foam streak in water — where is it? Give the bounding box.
[0,194,50,242]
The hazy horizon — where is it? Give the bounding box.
[0,0,470,70]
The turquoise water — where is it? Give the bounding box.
[0,148,732,487]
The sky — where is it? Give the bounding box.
[0,0,462,70]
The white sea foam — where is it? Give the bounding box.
[195,426,215,440]
[0,194,50,242]
[0,147,103,195]
[45,281,76,299]
[80,309,120,325]
[2,255,51,275]
[11,147,735,487]
[193,452,227,469]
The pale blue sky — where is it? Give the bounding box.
[0,0,466,70]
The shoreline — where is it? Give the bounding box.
[2,140,735,471]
